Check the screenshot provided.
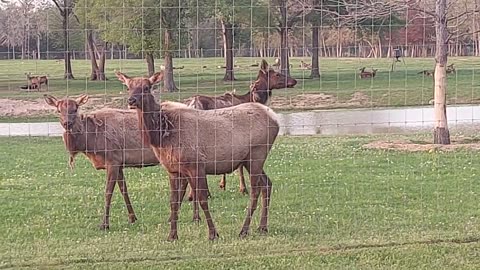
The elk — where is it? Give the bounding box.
[446,63,456,74]
[272,58,281,69]
[43,94,201,229]
[184,59,296,195]
[299,60,311,69]
[21,73,48,91]
[418,70,434,77]
[359,67,378,79]
[116,71,280,241]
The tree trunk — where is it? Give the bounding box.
[95,42,107,80]
[433,0,450,145]
[37,34,41,59]
[163,29,178,92]
[279,27,290,76]
[163,52,177,92]
[63,11,74,79]
[221,20,235,81]
[146,52,155,76]
[310,23,320,78]
[87,31,99,80]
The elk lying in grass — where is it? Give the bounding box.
[117,71,280,241]
[446,63,456,74]
[418,70,434,77]
[21,73,48,91]
[359,67,378,79]
[44,94,202,229]
[184,59,296,195]
[299,60,311,69]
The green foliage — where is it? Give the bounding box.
[76,0,202,56]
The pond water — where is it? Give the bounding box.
[1,105,479,137]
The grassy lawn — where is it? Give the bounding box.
[1,135,480,269]
[1,57,480,106]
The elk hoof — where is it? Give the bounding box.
[239,229,249,238]
[99,223,110,230]
[219,183,226,190]
[187,195,194,201]
[240,188,249,195]
[167,232,178,242]
[209,230,219,241]
[257,227,268,235]
[128,214,138,224]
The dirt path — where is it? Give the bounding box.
[363,138,480,152]
[0,92,371,118]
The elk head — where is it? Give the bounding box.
[115,71,164,112]
[256,59,297,89]
[44,94,89,131]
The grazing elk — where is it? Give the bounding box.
[116,71,280,241]
[359,67,378,79]
[184,59,296,195]
[21,73,48,91]
[44,94,201,229]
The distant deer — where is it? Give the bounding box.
[44,94,201,229]
[21,73,48,91]
[418,70,434,77]
[117,71,280,241]
[446,63,456,74]
[184,59,297,195]
[299,60,311,69]
[359,67,378,79]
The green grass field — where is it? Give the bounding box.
[1,135,480,269]
[1,56,479,108]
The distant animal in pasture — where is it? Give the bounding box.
[299,60,311,69]
[43,94,201,230]
[21,73,48,91]
[359,67,378,79]
[117,70,280,241]
[418,70,434,77]
[446,63,456,74]
[183,59,297,195]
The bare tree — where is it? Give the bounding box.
[406,0,480,144]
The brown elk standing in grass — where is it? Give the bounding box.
[116,71,280,241]
[43,94,202,229]
[184,59,296,195]
[21,73,48,91]
[359,67,378,79]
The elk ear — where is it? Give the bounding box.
[260,59,269,72]
[149,71,164,85]
[115,70,131,85]
[75,94,89,106]
[44,94,58,107]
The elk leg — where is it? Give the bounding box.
[100,166,117,230]
[188,169,218,240]
[167,172,181,241]
[117,168,137,224]
[239,168,261,238]
[238,165,248,195]
[178,176,201,223]
[219,174,226,190]
[258,171,272,234]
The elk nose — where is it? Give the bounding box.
[127,97,136,106]
[288,78,297,87]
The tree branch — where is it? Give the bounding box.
[51,0,64,13]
